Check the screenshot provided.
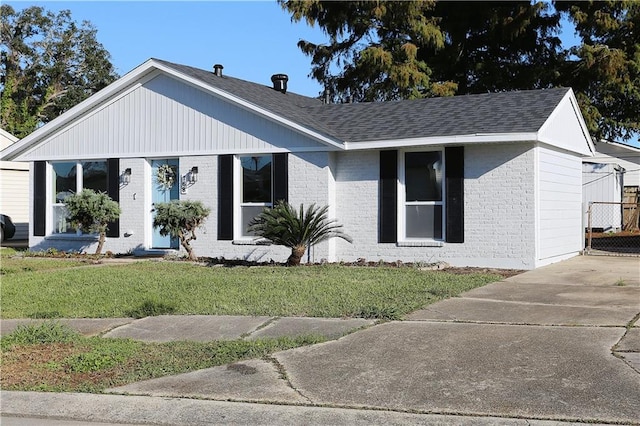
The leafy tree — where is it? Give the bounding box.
[424,1,563,94]
[1,5,118,138]
[555,1,640,142]
[63,189,121,255]
[152,200,211,261]
[281,0,639,142]
[283,0,444,102]
[248,202,352,266]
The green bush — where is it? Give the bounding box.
[64,189,121,254]
[248,202,352,266]
[153,200,211,260]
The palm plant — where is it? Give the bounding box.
[248,202,352,266]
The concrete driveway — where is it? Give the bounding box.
[106,255,640,424]
[3,255,639,425]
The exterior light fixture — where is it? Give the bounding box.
[180,166,199,194]
[121,168,132,185]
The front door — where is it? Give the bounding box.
[151,159,179,249]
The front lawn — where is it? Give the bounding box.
[1,321,324,393]
[0,258,509,393]
[1,260,503,319]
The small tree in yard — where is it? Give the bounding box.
[152,200,211,260]
[64,189,121,255]
[248,202,352,266]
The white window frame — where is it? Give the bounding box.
[233,154,273,240]
[398,148,446,242]
[49,160,107,236]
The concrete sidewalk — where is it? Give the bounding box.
[2,255,640,425]
[1,315,375,341]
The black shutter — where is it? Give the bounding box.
[272,153,288,204]
[445,146,464,243]
[379,150,397,243]
[33,161,46,236]
[106,158,120,238]
[218,155,234,240]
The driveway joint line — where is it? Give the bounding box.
[457,297,640,310]
[265,355,313,404]
[400,319,630,328]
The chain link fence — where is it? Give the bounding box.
[585,202,640,254]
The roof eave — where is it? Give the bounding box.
[152,61,345,150]
[0,59,344,162]
[343,133,540,150]
[0,59,160,161]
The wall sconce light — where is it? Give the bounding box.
[180,166,199,194]
[120,168,132,186]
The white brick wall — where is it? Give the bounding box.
[334,144,538,269]
[28,145,544,268]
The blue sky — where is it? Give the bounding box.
[6,1,638,147]
[7,1,328,97]
[7,1,584,98]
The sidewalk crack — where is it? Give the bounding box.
[241,317,279,339]
[264,355,313,404]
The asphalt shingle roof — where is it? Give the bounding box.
[155,59,570,144]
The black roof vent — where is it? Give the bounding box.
[271,74,288,94]
[213,64,223,77]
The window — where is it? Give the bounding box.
[51,161,108,234]
[238,155,272,238]
[401,150,444,240]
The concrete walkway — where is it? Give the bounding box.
[1,315,374,341]
[2,255,639,425]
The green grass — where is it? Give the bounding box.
[1,261,501,319]
[1,256,90,275]
[1,322,325,393]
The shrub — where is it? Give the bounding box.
[248,202,352,266]
[64,189,121,254]
[152,200,211,260]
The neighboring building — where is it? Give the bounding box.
[589,140,640,189]
[583,140,640,231]
[582,162,624,231]
[0,128,29,240]
[0,59,595,269]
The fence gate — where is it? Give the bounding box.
[585,201,640,255]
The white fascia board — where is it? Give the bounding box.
[22,146,329,162]
[0,59,160,161]
[151,62,345,151]
[538,88,595,156]
[598,139,640,153]
[0,128,18,143]
[1,58,344,162]
[343,132,539,150]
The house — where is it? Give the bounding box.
[0,128,29,240]
[0,59,595,269]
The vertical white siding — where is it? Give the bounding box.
[537,146,583,264]
[582,162,623,230]
[20,74,326,161]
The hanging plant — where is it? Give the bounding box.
[156,164,176,190]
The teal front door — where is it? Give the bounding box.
[151,159,179,249]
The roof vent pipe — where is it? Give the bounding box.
[213,64,223,77]
[271,74,288,93]
[324,88,330,104]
